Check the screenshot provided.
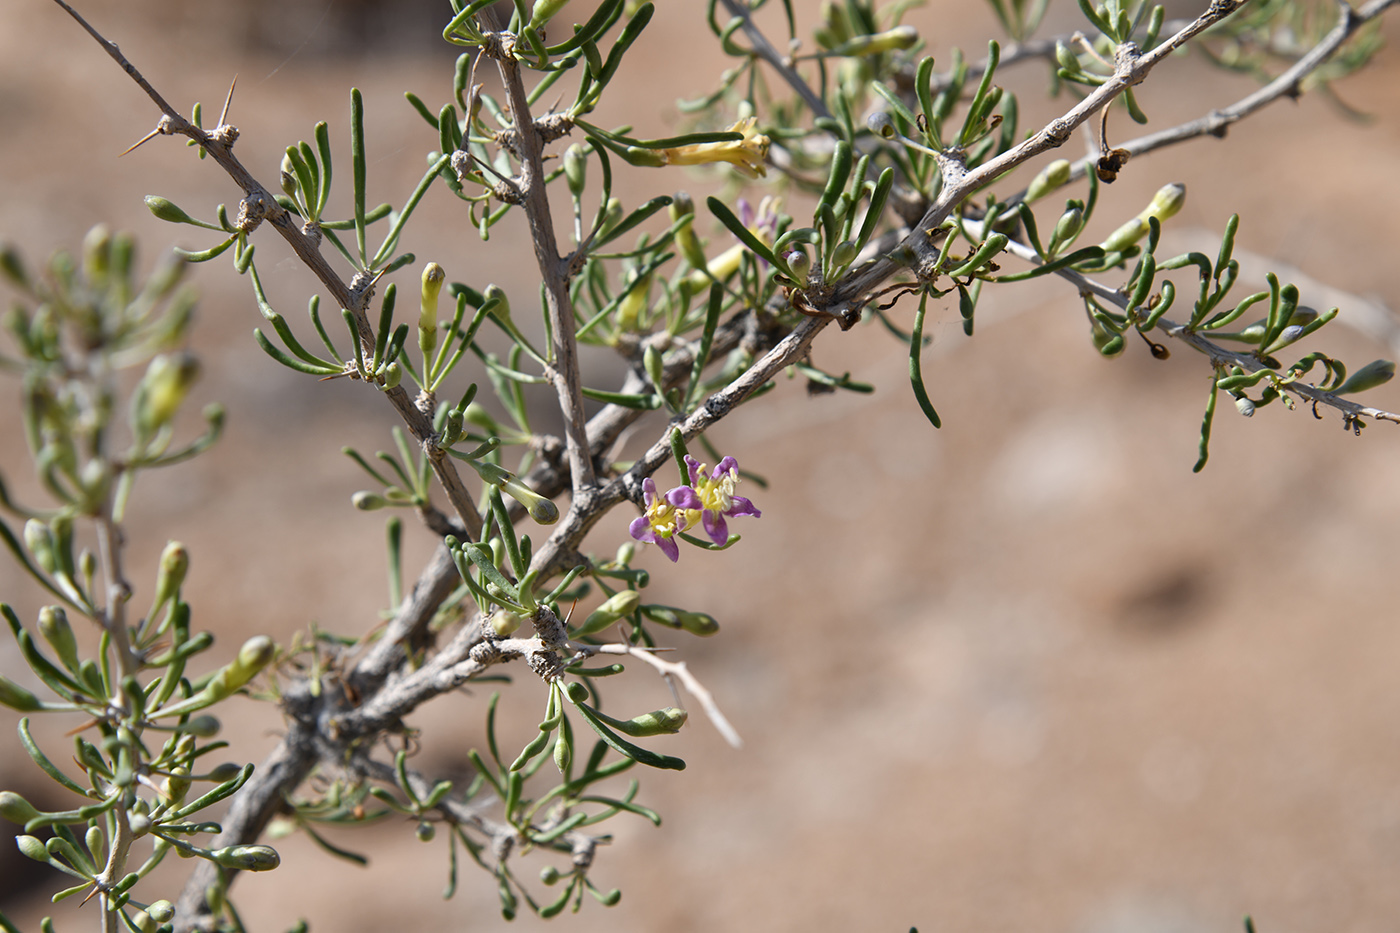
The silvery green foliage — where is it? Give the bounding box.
[2,0,1397,930]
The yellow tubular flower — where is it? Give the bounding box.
[662,118,770,178]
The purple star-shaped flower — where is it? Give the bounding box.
[683,455,761,546]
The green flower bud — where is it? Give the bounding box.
[83,224,112,280]
[162,635,273,716]
[380,361,403,389]
[415,821,436,842]
[831,24,918,57]
[0,674,41,712]
[146,901,175,924]
[553,732,571,773]
[615,272,652,333]
[160,767,191,804]
[640,604,719,636]
[614,707,687,737]
[145,196,206,228]
[483,284,512,326]
[1100,182,1186,253]
[1055,40,1078,73]
[210,844,281,871]
[614,541,635,566]
[1051,206,1084,245]
[0,790,42,826]
[499,476,559,525]
[1335,359,1395,395]
[128,812,152,837]
[489,610,522,636]
[1026,159,1072,203]
[419,262,445,360]
[24,519,56,574]
[1141,181,1187,224]
[830,240,858,272]
[540,865,561,885]
[563,145,587,199]
[131,352,201,441]
[38,605,79,672]
[352,491,388,511]
[17,835,49,863]
[575,589,641,636]
[280,154,298,198]
[526,0,570,33]
[565,681,590,704]
[151,541,189,615]
[673,201,710,273]
[599,198,622,236]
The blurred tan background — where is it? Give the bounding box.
[3,1,1400,931]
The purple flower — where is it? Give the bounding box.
[628,476,692,563]
[683,455,761,546]
[628,456,761,561]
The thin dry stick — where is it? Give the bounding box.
[486,28,597,497]
[588,642,743,748]
[972,219,1400,425]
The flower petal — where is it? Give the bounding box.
[629,515,657,543]
[656,535,680,562]
[702,510,729,545]
[726,496,761,518]
[665,485,702,509]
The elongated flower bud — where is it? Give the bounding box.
[0,790,41,825]
[830,25,918,57]
[210,844,281,871]
[24,520,56,574]
[1026,159,1072,203]
[419,262,445,361]
[574,589,641,636]
[615,272,651,333]
[151,541,189,617]
[38,605,79,672]
[1051,206,1084,245]
[132,352,201,441]
[279,154,298,198]
[352,491,388,511]
[1100,183,1186,253]
[1335,359,1395,395]
[564,144,587,199]
[641,604,720,636]
[145,196,206,227]
[614,707,687,736]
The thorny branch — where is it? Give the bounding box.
[1042,0,1400,196]
[484,24,598,496]
[828,1,1253,316]
[35,0,1399,928]
[49,0,485,541]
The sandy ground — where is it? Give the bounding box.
[3,2,1400,932]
